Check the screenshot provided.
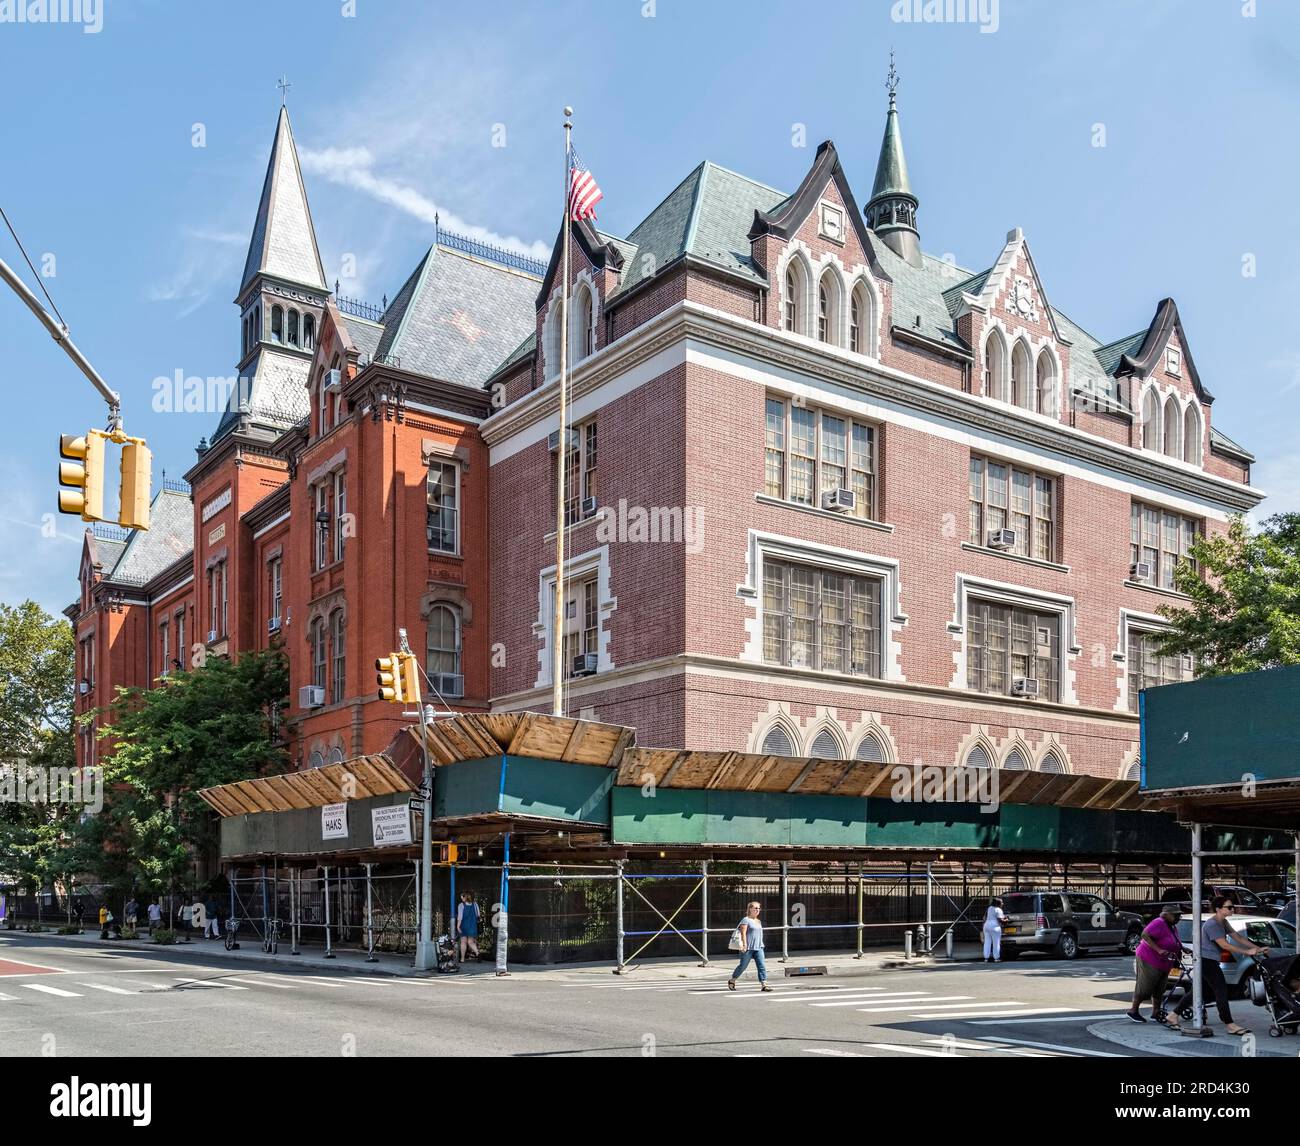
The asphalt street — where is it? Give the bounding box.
[0,931,1166,1057]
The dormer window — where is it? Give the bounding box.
[1166,347,1181,376]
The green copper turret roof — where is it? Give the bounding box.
[870,98,914,204]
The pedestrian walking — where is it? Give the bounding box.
[727,901,772,992]
[147,900,162,933]
[981,897,1008,963]
[1129,906,1183,1025]
[179,898,193,941]
[124,896,138,931]
[455,892,481,962]
[72,898,85,933]
[1199,896,1268,1036]
[204,893,220,939]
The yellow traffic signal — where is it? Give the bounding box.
[437,843,459,864]
[58,430,106,521]
[118,437,152,531]
[399,651,422,705]
[376,654,404,704]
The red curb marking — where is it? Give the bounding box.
[0,958,65,976]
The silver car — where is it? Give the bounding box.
[1176,914,1298,997]
[997,891,1144,960]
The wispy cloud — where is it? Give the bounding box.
[148,226,246,318]
[300,145,548,261]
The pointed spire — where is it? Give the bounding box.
[866,53,921,266]
[240,106,327,294]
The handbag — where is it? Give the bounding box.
[728,927,745,952]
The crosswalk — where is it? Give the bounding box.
[0,971,434,1002]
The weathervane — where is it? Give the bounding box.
[277,75,291,106]
[886,50,899,108]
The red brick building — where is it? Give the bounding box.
[71,92,1262,785]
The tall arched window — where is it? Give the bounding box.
[850,282,873,356]
[271,305,284,344]
[329,610,345,704]
[761,724,794,756]
[1182,404,1201,465]
[1163,395,1181,457]
[303,314,315,351]
[309,617,326,690]
[1141,389,1160,450]
[1011,341,1033,410]
[1035,351,1057,417]
[426,604,461,683]
[853,732,887,763]
[816,271,841,345]
[287,309,300,347]
[965,744,993,769]
[817,281,830,342]
[809,728,842,758]
[784,265,801,333]
[1040,753,1065,774]
[572,284,594,362]
[1003,748,1027,770]
[984,329,1007,402]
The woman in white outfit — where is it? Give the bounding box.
[982,897,1008,963]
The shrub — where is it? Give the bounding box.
[56,925,80,935]
[151,928,178,945]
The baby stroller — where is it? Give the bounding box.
[1158,949,1202,1027]
[1247,953,1300,1037]
[435,932,459,974]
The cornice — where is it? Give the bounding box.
[482,301,1262,513]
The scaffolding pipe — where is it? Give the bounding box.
[615,859,625,972]
[290,867,300,955]
[364,863,376,963]
[1187,824,1206,1038]
[780,861,789,962]
[322,866,335,959]
[855,864,864,959]
[495,833,511,976]
[698,860,709,967]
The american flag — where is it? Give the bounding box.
[568,151,603,222]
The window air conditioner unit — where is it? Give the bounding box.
[267,616,281,634]
[821,488,856,513]
[432,673,464,699]
[207,629,218,644]
[299,685,325,710]
[581,496,598,518]
[547,428,580,453]
[324,368,342,391]
[1010,677,1041,698]
[1130,561,1153,583]
[571,653,598,677]
[987,528,1016,550]
[78,681,89,695]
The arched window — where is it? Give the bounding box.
[329,610,345,704]
[288,309,300,347]
[1040,753,1065,774]
[817,281,829,342]
[1182,404,1201,465]
[965,743,993,769]
[1163,396,1181,457]
[760,724,794,757]
[572,283,594,362]
[303,314,315,351]
[1141,389,1160,450]
[271,305,283,344]
[816,271,841,345]
[426,604,461,682]
[308,749,325,769]
[784,265,802,333]
[1035,351,1057,417]
[254,305,261,343]
[1011,341,1033,410]
[328,745,345,765]
[1125,760,1142,782]
[242,316,249,355]
[984,329,1007,402]
[809,728,842,758]
[854,732,887,763]
[309,617,326,690]
[1003,748,1027,770]
[851,282,874,357]
[318,370,330,436]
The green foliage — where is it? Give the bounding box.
[1160,513,1300,675]
[82,646,290,897]
[150,928,178,945]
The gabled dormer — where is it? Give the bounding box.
[535,218,625,380]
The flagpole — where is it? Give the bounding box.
[552,107,573,718]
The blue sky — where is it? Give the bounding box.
[3,0,1299,618]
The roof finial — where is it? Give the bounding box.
[886,50,900,109]
[277,75,291,106]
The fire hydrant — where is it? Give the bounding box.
[914,924,929,955]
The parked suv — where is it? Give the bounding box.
[997,890,1143,960]
[1139,884,1281,920]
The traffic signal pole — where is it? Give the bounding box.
[0,254,121,426]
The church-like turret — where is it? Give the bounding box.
[865,57,921,267]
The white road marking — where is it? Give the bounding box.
[173,977,247,990]
[22,984,82,998]
[0,993,16,1001]
[804,1048,869,1057]
[853,1042,968,1057]
[965,1011,1117,1025]
[222,977,296,989]
[78,983,136,995]
[767,988,891,1002]
[807,992,934,1007]
[972,1034,1126,1058]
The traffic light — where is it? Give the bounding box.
[58,430,107,521]
[437,843,459,864]
[376,653,405,704]
[399,651,422,705]
[118,437,152,531]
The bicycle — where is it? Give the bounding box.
[263,917,281,955]
[223,916,240,951]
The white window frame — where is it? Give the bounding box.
[427,460,461,556]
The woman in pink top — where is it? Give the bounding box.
[1127,906,1183,1025]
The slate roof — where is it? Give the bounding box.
[1210,425,1254,461]
[346,315,385,364]
[212,346,313,441]
[100,489,195,585]
[240,107,327,294]
[1094,332,1147,377]
[372,244,539,387]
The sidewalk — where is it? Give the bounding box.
[6,926,973,980]
[1089,1003,1297,1058]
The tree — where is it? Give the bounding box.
[1159,512,1300,676]
[83,646,289,900]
